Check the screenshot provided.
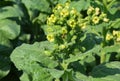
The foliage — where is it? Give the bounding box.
[0,0,120,81]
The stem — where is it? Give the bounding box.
[100,52,106,63]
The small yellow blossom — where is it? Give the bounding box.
[59,44,66,50]
[70,8,77,16]
[103,18,109,22]
[95,7,100,15]
[116,32,120,42]
[100,12,107,18]
[67,19,76,28]
[113,30,119,36]
[61,27,68,34]
[47,34,55,42]
[65,2,70,9]
[60,9,69,17]
[56,4,63,10]
[112,30,120,42]
[106,33,113,41]
[47,14,56,24]
[116,37,120,42]
[87,6,94,15]
[92,16,100,24]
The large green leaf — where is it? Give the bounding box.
[0,19,20,54]
[110,19,120,29]
[0,19,20,79]
[21,0,50,20]
[47,69,64,79]
[75,62,120,81]
[91,61,120,81]
[0,5,23,19]
[10,41,58,81]
[0,19,20,40]
[70,0,90,11]
[21,0,50,12]
[65,45,101,64]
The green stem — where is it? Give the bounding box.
[100,52,106,63]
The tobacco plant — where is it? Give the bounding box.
[0,0,120,81]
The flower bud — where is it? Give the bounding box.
[103,18,109,22]
[87,6,94,15]
[59,44,66,50]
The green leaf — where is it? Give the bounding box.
[21,0,50,20]
[22,0,50,12]
[91,61,120,81]
[10,41,58,81]
[20,72,30,81]
[65,45,101,63]
[0,19,20,40]
[75,72,90,81]
[102,44,120,53]
[70,0,90,11]
[47,69,64,79]
[111,18,120,28]
[0,5,23,19]
[0,19,20,79]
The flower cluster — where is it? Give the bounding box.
[45,2,110,53]
[113,30,120,42]
[46,2,85,53]
[87,6,109,24]
[105,30,120,43]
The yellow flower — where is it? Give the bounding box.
[92,16,100,24]
[112,30,120,42]
[47,34,55,42]
[60,9,69,17]
[56,4,63,10]
[65,2,70,9]
[100,12,107,18]
[59,44,66,50]
[87,6,94,15]
[106,33,113,41]
[113,30,119,36]
[103,18,109,22]
[61,27,68,34]
[116,37,120,42]
[116,32,120,42]
[70,8,77,16]
[47,14,56,24]
[67,19,76,28]
[95,7,100,15]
